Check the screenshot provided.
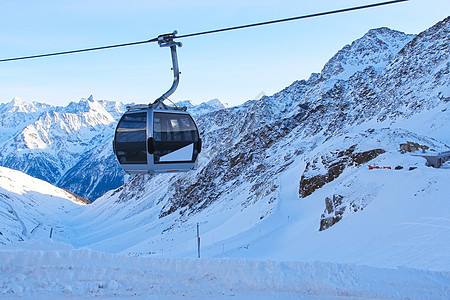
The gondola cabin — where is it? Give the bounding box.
[113,104,201,174]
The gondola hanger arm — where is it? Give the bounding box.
[153,31,183,108]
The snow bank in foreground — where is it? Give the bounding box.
[1,239,449,299]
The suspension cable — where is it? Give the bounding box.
[176,0,409,39]
[0,0,409,63]
[0,39,158,63]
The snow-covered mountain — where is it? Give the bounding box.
[175,98,229,118]
[0,96,226,201]
[60,16,449,260]
[0,17,449,299]
[151,17,448,219]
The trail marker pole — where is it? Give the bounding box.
[197,223,201,258]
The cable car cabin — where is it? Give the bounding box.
[113,32,202,173]
[113,105,201,174]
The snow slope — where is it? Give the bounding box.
[1,151,449,299]
[62,127,450,271]
[0,166,88,246]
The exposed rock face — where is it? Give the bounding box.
[319,194,345,231]
[299,146,386,198]
[319,193,369,231]
[399,141,431,153]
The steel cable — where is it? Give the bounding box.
[0,0,409,63]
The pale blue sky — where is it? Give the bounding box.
[0,0,448,107]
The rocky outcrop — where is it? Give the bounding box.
[319,194,345,231]
[299,146,386,198]
[319,194,368,231]
[399,141,431,153]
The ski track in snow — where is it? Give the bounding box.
[0,197,27,237]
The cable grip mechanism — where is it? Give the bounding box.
[157,30,182,48]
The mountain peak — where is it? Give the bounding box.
[66,97,104,113]
[365,26,405,38]
[12,96,27,105]
[205,98,229,109]
[2,97,40,114]
[175,100,196,108]
[320,26,415,80]
[12,97,29,109]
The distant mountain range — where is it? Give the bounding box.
[0,96,228,200]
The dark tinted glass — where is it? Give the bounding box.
[153,113,198,142]
[115,112,147,164]
[153,112,199,163]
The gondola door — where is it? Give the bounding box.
[150,111,200,171]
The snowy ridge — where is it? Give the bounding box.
[0,98,50,144]
[0,97,121,194]
[321,27,415,81]
[175,98,229,118]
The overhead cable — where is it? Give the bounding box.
[0,0,409,63]
[176,0,409,39]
